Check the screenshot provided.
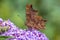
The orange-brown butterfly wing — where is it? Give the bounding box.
[25,4,46,30]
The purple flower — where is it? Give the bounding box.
[0,18,48,40]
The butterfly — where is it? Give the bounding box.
[25,4,47,30]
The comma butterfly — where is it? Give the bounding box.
[25,4,46,30]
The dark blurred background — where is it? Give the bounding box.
[0,0,60,40]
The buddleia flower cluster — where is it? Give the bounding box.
[0,18,48,40]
